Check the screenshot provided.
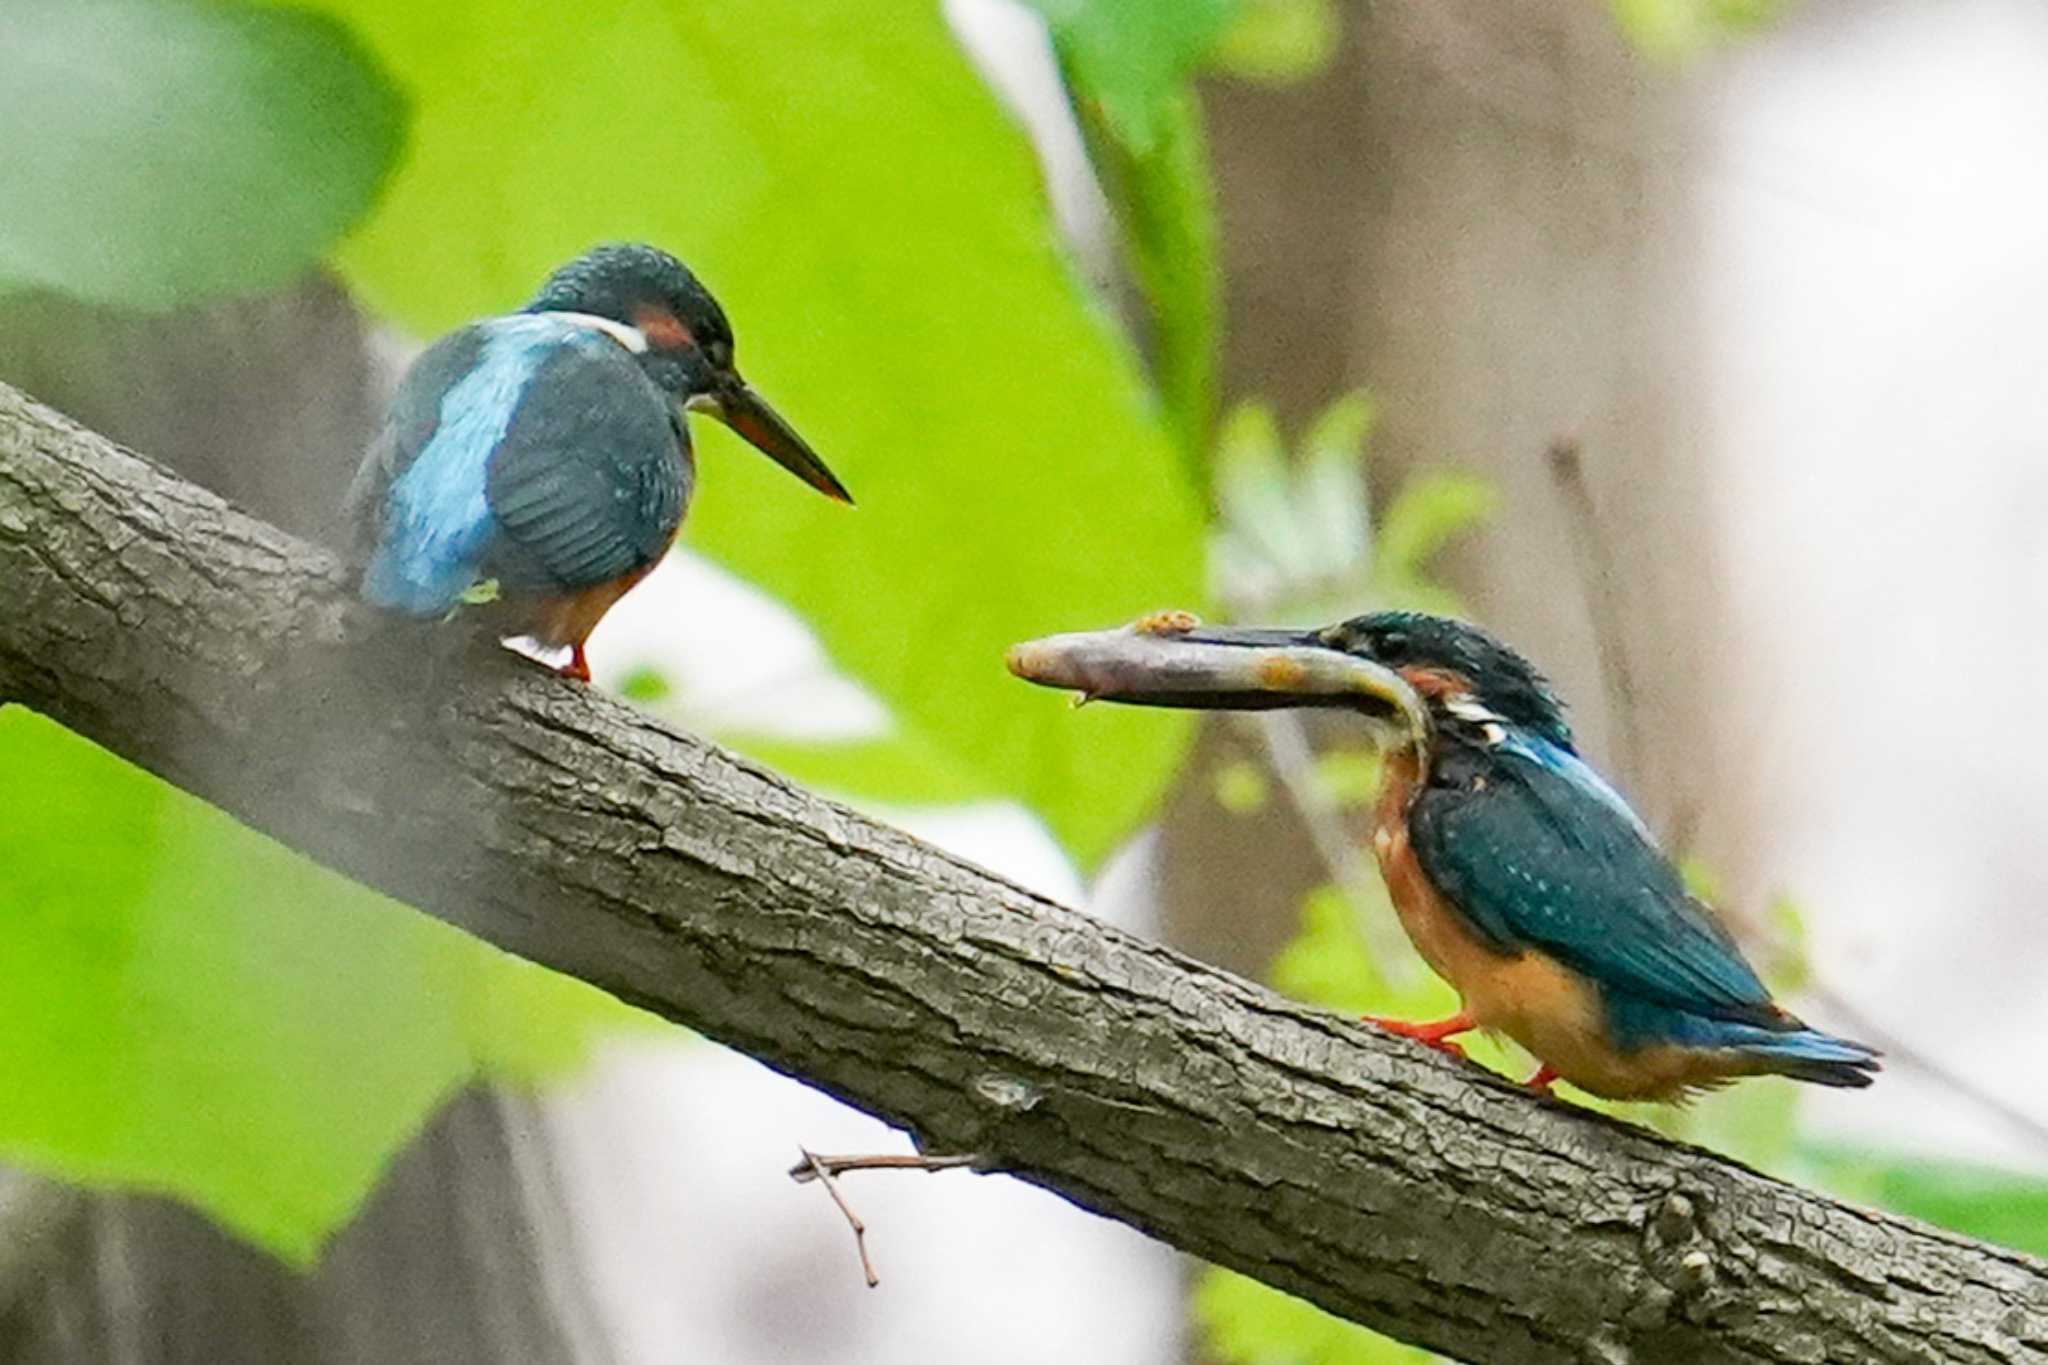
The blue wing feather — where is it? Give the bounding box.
[351,315,684,617]
[1410,737,1776,1026]
[483,342,685,592]
[1495,732,1652,841]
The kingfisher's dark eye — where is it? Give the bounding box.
[705,338,733,369]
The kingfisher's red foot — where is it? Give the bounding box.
[1364,1011,1477,1060]
[559,643,592,683]
[1524,1064,1560,1096]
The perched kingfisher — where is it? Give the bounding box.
[347,243,850,681]
[1007,610,1879,1101]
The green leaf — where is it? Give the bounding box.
[1213,758,1272,814]
[1195,1266,1434,1365]
[313,0,1209,865]
[1370,473,1498,583]
[1036,0,1230,477]
[617,666,672,704]
[1295,392,1375,577]
[1308,747,1380,808]
[0,0,404,308]
[1213,391,1479,623]
[1026,0,1239,150]
[732,731,996,812]
[1269,886,1395,1011]
[1070,84,1221,476]
[0,709,646,1264]
[1609,0,1783,61]
[1209,0,1341,85]
[1799,1145,2048,1258]
[1213,402,1301,586]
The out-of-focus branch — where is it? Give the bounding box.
[3,383,2045,1365]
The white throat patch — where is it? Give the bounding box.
[1444,695,1507,745]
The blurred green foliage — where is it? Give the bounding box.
[0,710,645,1263]
[0,0,403,308]
[1024,0,1239,151]
[1800,1146,2048,1259]
[1210,391,1498,623]
[1212,758,1273,814]
[1309,747,1381,808]
[1044,0,1339,480]
[1196,1266,1434,1365]
[1209,0,1340,85]
[1069,86,1220,478]
[1610,0,1785,61]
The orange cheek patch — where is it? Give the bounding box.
[633,308,694,350]
[1399,666,1474,701]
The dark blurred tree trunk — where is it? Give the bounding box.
[0,283,601,1364]
[1167,0,1756,975]
[0,1093,600,1365]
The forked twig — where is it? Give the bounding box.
[790,1149,987,1287]
[796,1147,880,1288]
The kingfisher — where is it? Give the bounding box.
[1006,610,1879,1101]
[347,242,850,681]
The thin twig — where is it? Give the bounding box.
[1803,982,2048,1152]
[1243,711,1423,987]
[1545,437,1645,785]
[796,1147,880,1288]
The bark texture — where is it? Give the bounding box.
[2,383,2044,1365]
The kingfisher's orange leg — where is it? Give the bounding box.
[560,641,593,683]
[1524,1064,1560,1095]
[1363,1010,1477,1060]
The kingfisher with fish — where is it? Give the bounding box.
[348,243,850,681]
[1007,610,1878,1101]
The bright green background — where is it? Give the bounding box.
[0,709,643,1264]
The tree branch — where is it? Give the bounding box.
[1,382,2042,1365]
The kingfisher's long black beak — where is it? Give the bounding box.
[1004,612,1427,736]
[693,378,852,505]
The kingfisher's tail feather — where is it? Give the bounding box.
[1719,1022,1882,1089]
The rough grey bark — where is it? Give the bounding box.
[2,383,2044,1365]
